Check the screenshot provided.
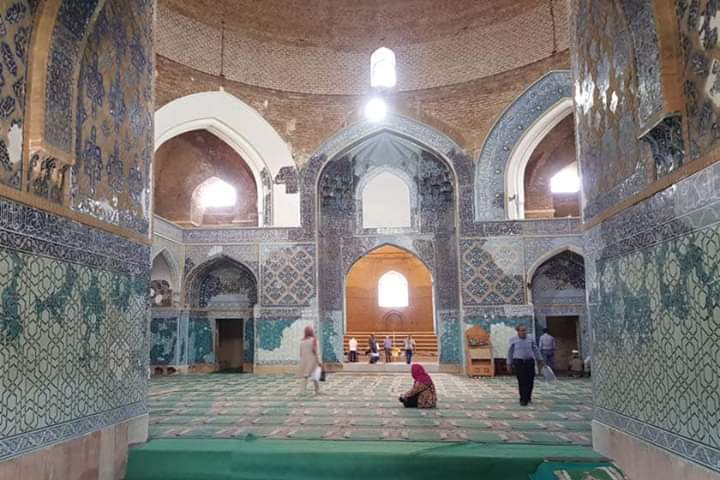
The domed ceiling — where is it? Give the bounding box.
[156,0,569,95]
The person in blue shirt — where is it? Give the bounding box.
[507,325,543,406]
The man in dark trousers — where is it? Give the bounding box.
[506,325,543,406]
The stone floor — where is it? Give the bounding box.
[148,373,593,446]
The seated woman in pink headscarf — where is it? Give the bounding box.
[398,364,437,408]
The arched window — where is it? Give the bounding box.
[378,271,409,308]
[361,171,412,228]
[370,47,396,88]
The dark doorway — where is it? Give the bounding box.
[545,316,579,372]
[217,319,244,372]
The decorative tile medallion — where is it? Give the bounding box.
[261,245,316,307]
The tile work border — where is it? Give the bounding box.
[0,197,149,275]
[595,407,720,473]
[585,160,720,261]
[0,402,146,463]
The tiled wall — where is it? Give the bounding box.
[0,0,153,464]
[0,0,33,189]
[574,0,720,473]
[73,0,153,234]
[150,114,587,370]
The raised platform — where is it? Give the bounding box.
[343,331,438,359]
[127,438,607,480]
[337,361,441,373]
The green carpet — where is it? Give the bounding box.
[126,438,605,480]
[148,374,593,445]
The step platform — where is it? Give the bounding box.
[126,438,610,480]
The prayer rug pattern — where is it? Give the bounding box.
[148,374,592,446]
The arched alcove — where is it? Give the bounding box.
[505,98,575,219]
[530,250,587,371]
[186,256,258,310]
[155,130,259,227]
[308,116,463,367]
[151,250,179,307]
[475,71,573,221]
[346,244,433,335]
[154,91,300,227]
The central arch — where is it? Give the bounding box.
[344,245,436,362]
[310,123,462,368]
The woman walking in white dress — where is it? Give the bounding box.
[299,326,322,395]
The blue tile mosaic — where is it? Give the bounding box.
[71,0,153,234]
[0,0,33,189]
[261,244,316,307]
[44,0,99,152]
[474,71,572,221]
[188,317,213,364]
[149,317,178,365]
[460,238,525,306]
[256,318,296,351]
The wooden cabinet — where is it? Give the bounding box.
[465,326,494,377]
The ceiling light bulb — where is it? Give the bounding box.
[365,98,387,122]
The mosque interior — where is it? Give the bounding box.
[0,0,719,479]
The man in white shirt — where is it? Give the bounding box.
[349,337,358,362]
[507,325,543,406]
[538,328,557,371]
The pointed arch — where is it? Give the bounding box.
[154,91,300,226]
[184,255,258,309]
[475,71,573,221]
[527,245,584,285]
[151,248,181,293]
[505,98,575,219]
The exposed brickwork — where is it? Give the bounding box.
[156,0,570,95]
[524,115,579,217]
[154,130,258,226]
[155,52,571,165]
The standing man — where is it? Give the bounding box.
[368,335,380,364]
[403,334,416,364]
[384,335,393,363]
[538,328,556,371]
[348,336,358,363]
[507,325,542,406]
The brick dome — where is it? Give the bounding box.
[156,0,569,95]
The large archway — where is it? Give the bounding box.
[311,128,461,368]
[529,249,587,371]
[344,245,436,362]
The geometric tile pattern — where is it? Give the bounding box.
[0,245,147,460]
[461,239,524,305]
[72,0,154,234]
[591,221,720,472]
[147,374,593,446]
[0,0,34,189]
[261,245,316,306]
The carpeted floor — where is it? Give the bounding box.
[148,373,593,446]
